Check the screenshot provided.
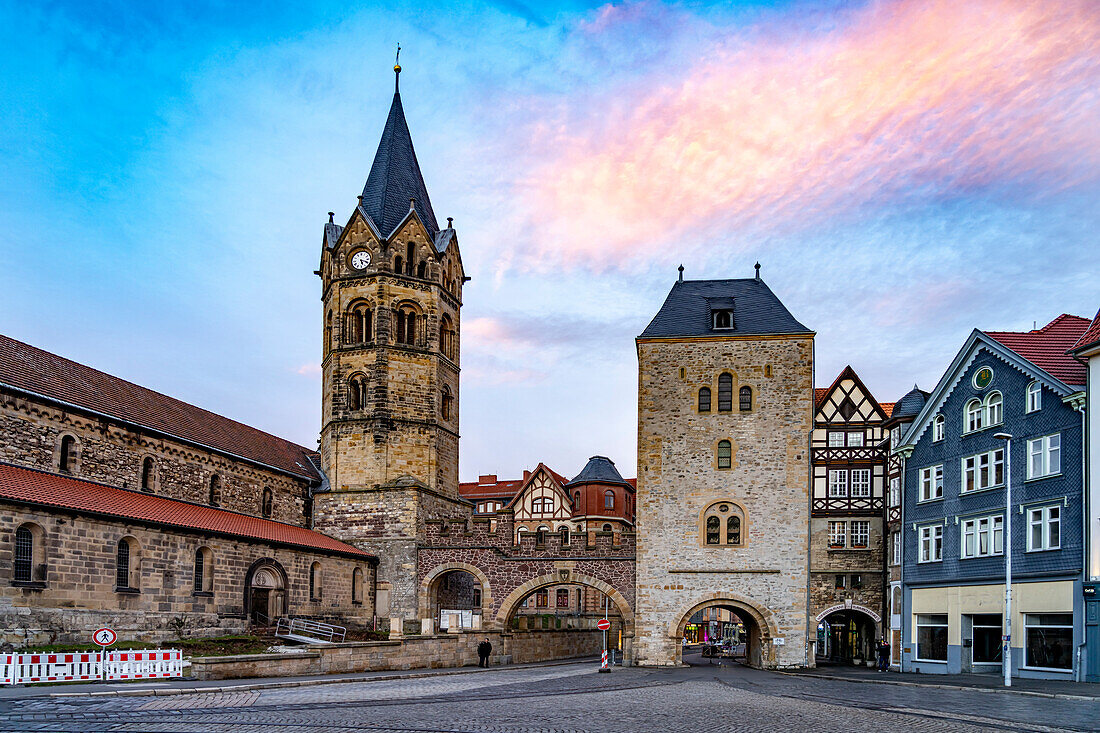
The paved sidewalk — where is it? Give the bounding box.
[784,664,1100,700]
[0,655,601,700]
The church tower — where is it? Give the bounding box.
[313,61,467,623]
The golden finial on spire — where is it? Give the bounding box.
[393,43,402,92]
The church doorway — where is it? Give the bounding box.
[244,559,287,625]
[817,609,877,666]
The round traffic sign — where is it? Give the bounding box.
[596,619,611,631]
[93,627,117,646]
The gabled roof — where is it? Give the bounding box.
[0,334,319,481]
[900,320,1088,448]
[813,365,890,424]
[565,456,633,489]
[0,463,373,560]
[985,314,1090,387]
[1069,307,1100,358]
[638,278,812,339]
[360,91,440,240]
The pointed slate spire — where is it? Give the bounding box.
[359,64,440,239]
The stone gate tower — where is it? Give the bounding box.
[313,64,467,622]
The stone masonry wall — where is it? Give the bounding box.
[0,502,375,646]
[634,335,814,668]
[0,391,309,525]
[808,516,885,628]
[190,629,603,680]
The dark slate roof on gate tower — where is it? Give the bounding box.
[360,89,440,239]
[638,278,812,339]
[565,456,633,489]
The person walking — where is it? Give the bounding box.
[876,639,890,671]
[477,638,492,667]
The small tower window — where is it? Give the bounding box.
[394,255,403,274]
[406,242,415,276]
[726,515,741,545]
[261,488,274,518]
[698,387,711,413]
[712,310,733,330]
[440,314,456,360]
[58,435,77,474]
[348,375,366,410]
[141,457,155,493]
[441,386,453,421]
[717,373,733,412]
[345,304,373,344]
[604,491,615,510]
[208,475,221,507]
[417,261,427,278]
[717,440,732,469]
[739,386,753,412]
[705,516,720,545]
[701,502,745,547]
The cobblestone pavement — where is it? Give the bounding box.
[1,659,1097,732]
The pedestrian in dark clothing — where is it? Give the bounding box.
[477,639,492,667]
[876,640,890,671]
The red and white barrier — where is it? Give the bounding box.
[0,649,182,685]
[13,652,102,683]
[105,649,183,681]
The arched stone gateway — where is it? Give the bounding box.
[419,562,494,629]
[243,558,288,624]
[495,572,634,633]
[670,594,779,669]
[816,606,881,665]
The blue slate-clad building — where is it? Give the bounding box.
[896,315,1091,680]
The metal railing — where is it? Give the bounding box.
[275,617,346,644]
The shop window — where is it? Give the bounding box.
[915,614,948,661]
[1024,614,1073,670]
[972,614,1002,664]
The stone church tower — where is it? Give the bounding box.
[313,64,467,623]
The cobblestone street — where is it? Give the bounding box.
[1,658,1097,733]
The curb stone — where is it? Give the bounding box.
[48,657,596,698]
[780,671,1100,701]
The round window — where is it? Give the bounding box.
[719,504,729,512]
[972,366,993,390]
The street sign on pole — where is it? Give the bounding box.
[92,628,117,647]
[596,619,611,631]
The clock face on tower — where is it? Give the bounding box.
[350,251,372,270]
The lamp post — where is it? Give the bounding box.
[994,432,1013,687]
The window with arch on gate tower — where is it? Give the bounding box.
[702,502,743,546]
[717,374,733,411]
[717,440,732,469]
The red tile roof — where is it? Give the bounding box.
[879,403,895,418]
[0,463,373,560]
[814,388,829,406]
[459,467,635,501]
[0,335,319,481]
[985,314,1091,387]
[1070,307,1100,356]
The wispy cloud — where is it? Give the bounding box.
[499,0,1100,273]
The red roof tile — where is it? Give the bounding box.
[814,388,829,406]
[459,467,636,501]
[0,335,319,480]
[1070,307,1100,356]
[0,463,372,559]
[985,314,1090,387]
[879,402,895,418]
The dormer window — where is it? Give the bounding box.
[712,310,733,330]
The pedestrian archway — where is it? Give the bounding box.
[815,605,880,665]
[495,572,634,636]
[419,563,492,632]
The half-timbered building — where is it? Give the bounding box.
[809,366,892,664]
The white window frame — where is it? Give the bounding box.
[1026,433,1061,480]
[889,476,900,507]
[985,391,1003,426]
[1026,505,1060,552]
[850,469,871,498]
[828,520,846,548]
[965,398,984,433]
[892,531,901,565]
[891,426,901,446]
[828,470,848,498]
[960,514,1003,559]
[850,520,869,548]
[847,432,864,447]
[827,431,845,447]
[962,448,1004,494]
[919,465,943,502]
[932,414,945,442]
[918,524,943,563]
[1026,381,1041,413]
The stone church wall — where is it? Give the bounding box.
[0,390,310,524]
[0,503,375,646]
[634,335,814,668]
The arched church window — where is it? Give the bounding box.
[417,261,427,279]
[394,255,403,274]
[726,515,741,545]
[325,311,333,353]
[705,516,720,545]
[698,387,711,412]
[717,440,732,469]
[406,242,415,276]
[348,376,366,410]
[58,434,78,474]
[440,314,456,360]
[441,386,453,421]
[739,386,753,412]
[261,488,274,518]
[141,457,155,493]
[208,475,221,507]
[717,374,733,412]
[345,303,372,344]
[309,562,322,601]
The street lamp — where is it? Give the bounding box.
[994,432,1013,687]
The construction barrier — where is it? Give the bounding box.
[0,649,182,685]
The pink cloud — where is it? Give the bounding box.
[295,362,321,377]
[506,0,1100,272]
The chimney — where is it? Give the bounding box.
[478,474,497,485]
[523,470,531,481]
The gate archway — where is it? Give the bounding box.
[671,594,778,668]
[494,571,634,634]
[419,562,493,631]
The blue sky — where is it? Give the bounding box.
[1,0,1097,482]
